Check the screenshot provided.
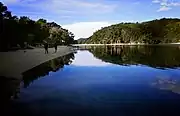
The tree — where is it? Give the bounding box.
[85,18,180,44]
[0,2,75,51]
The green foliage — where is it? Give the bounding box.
[86,18,180,44]
[77,38,88,44]
[0,2,75,51]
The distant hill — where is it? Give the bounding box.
[85,18,180,44]
[77,38,88,44]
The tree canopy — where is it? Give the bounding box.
[0,2,75,51]
[77,38,88,44]
[85,18,180,44]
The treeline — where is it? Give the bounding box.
[0,2,75,51]
[85,18,180,44]
[77,38,88,44]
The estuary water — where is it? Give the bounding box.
[3,45,180,116]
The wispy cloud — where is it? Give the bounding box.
[133,1,140,5]
[40,0,117,15]
[2,0,117,16]
[153,0,180,12]
[1,0,19,4]
[152,0,161,3]
[157,5,172,12]
[169,2,180,6]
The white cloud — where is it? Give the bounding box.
[169,2,180,6]
[133,1,140,5]
[1,0,20,4]
[157,6,172,11]
[152,0,161,3]
[153,0,180,12]
[3,0,116,16]
[62,21,114,40]
[62,20,141,39]
[39,0,116,15]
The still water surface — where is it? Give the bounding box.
[4,46,180,116]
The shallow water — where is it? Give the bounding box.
[2,45,180,116]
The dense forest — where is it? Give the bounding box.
[0,2,75,51]
[85,18,180,44]
[77,38,88,44]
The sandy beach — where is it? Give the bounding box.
[0,46,74,79]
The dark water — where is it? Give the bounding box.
[2,45,180,116]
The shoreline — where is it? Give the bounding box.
[73,43,180,46]
[0,46,75,79]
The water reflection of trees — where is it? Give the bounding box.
[89,45,180,68]
[0,77,21,101]
[22,53,74,88]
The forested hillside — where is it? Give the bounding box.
[77,38,88,44]
[86,18,180,44]
[0,2,75,51]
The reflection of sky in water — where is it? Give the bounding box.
[17,51,180,103]
[71,51,113,66]
[11,50,180,116]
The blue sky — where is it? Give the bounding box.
[2,0,180,39]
